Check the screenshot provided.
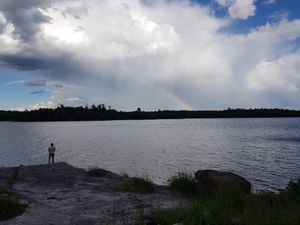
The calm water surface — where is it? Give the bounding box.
[0,118,299,191]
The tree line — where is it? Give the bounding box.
[0,104,300,121]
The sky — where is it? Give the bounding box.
[0,0,300,111]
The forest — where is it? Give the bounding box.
[0,104,300,121]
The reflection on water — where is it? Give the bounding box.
[0,118,299,191]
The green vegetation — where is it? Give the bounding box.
[119,177,154,194]
[0,187,9,195]
[0,186,26,221]
[169,172,199,197]
[87,167,107,178]
[152,176,300,225]
[0,198,26,221]
[1,105,300,121]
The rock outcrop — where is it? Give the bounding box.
[195,170,252,194]
[0,162,182,225]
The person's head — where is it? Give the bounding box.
[50,143,54,146]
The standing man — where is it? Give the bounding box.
[48,143,56,164]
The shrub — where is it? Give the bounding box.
[87,167,107,178]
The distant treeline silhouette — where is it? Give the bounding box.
[0,104,300,121]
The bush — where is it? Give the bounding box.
[87,167,107,178]
[120,177,154,193]
[169,172,199,197]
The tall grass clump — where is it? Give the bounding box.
[87,167,107,178]
[238,179,300,225]
[120,177,154,193]
[153,188,243,225]
[169,172,199,197]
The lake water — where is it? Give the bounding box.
[0,118,299,191]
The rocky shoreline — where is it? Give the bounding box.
[0,162,182,225]
[0,162,298,225]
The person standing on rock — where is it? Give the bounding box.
[48,143,56,164]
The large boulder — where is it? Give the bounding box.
[195,170,251,195]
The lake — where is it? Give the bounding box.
[0,118,299,191]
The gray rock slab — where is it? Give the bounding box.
[0,162,183,225]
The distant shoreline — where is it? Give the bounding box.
[1,116,300,123]
[1,106,300,122]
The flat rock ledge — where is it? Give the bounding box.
[0,162,182,225]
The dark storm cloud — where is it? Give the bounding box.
[25,79,47,87]
[0,48,100,89]
[0,51,75,75]
[0,54,53,70]
[30,89,45,95]
[0,0,54,41]
[0,0,51,9]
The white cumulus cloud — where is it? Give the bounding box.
[216,0,256,19]
[1,0,300,110]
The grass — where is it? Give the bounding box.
[0,198,26,221]
[238,191,300,225]
[87,167,107,178]
[151,175,300,225]
[169,172,200,197]
[119,177,154,194]
[153,189,243,225]
[0,186,26,221]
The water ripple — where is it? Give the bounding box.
[0,118,300,190]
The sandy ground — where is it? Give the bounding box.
[0,162,182,225]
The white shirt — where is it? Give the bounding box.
[48,146,56,154]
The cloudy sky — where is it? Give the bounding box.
[0,0,299,111]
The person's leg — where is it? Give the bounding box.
[48,154,51,164]
[52,154,55,163]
